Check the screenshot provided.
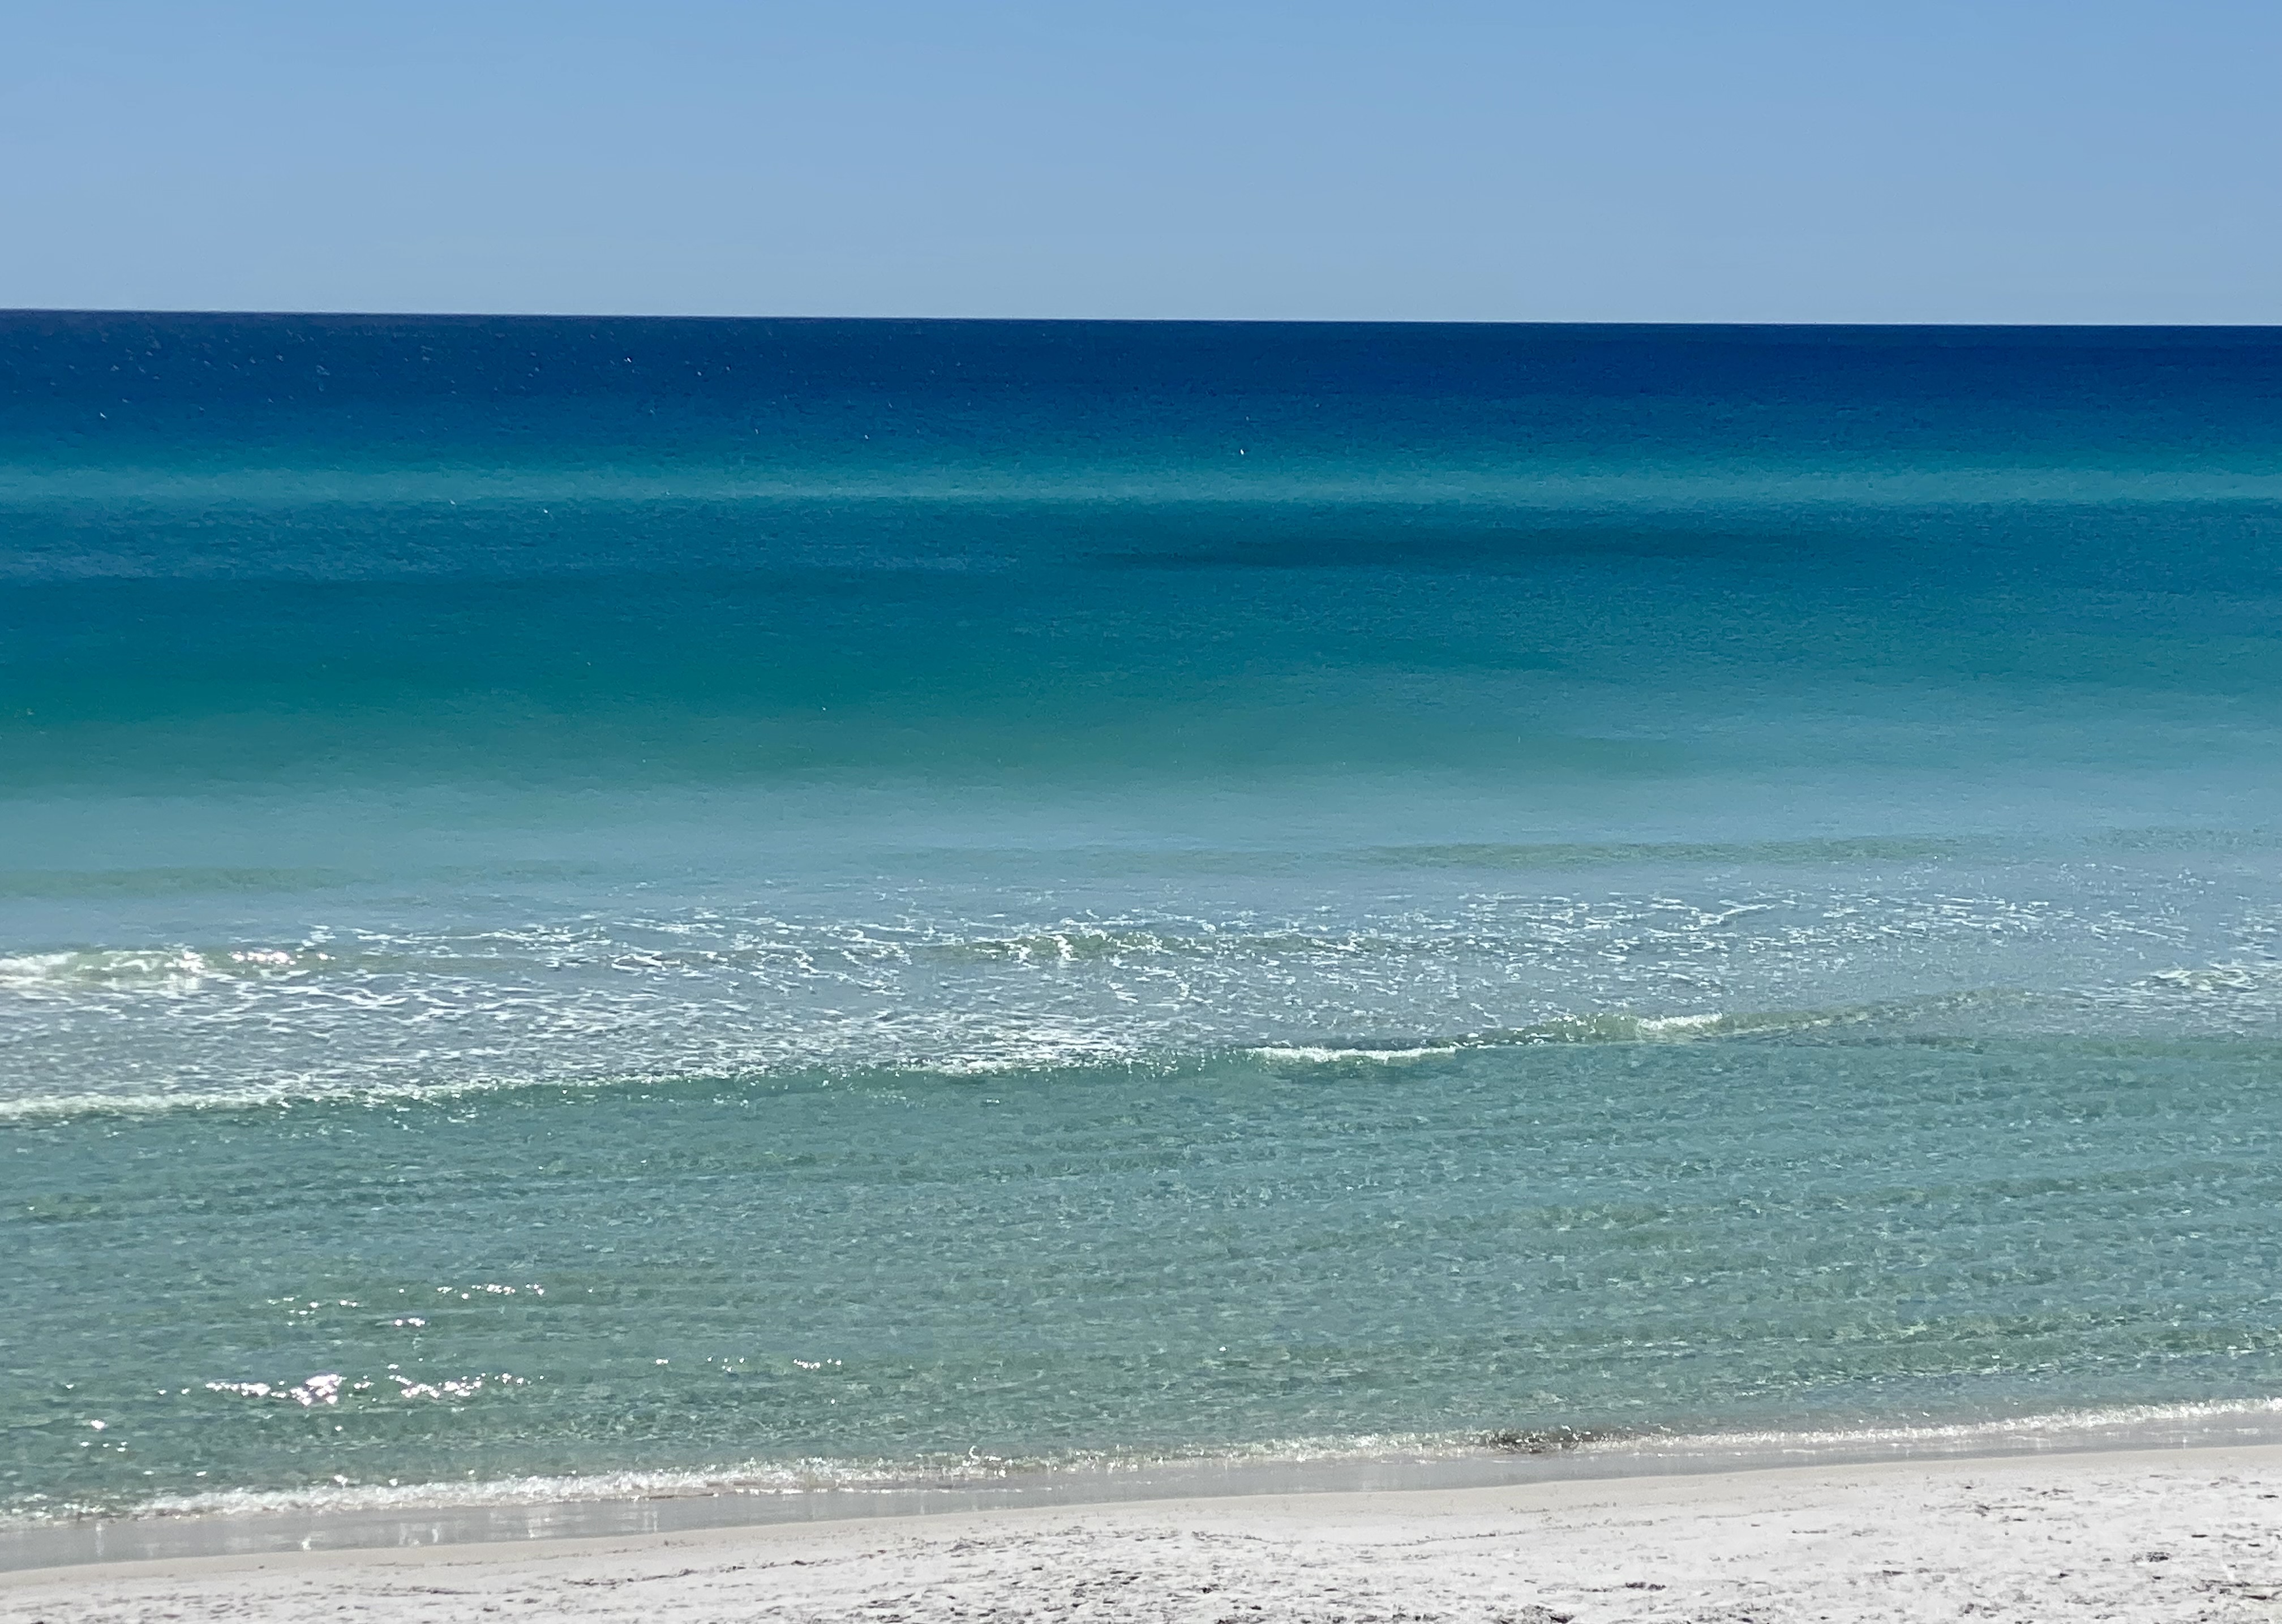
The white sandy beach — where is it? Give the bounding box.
[8,1444,2281,1624]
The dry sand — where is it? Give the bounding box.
[8,1444,2282,1623]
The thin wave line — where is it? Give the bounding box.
[14,1396,2281,1530]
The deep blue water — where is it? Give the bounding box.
[3,316,2280,1522]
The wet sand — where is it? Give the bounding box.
[8,1442,2281,1623]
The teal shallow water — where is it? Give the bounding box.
[12,1029,2282,1518]
[2,317,2279,1521]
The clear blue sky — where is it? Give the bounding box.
[5,1,2274,322]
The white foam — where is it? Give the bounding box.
[1249,1045,1461,1064]
[5,887,2274,1120]
[22,1398,2282,1530]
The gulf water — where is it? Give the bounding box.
[3,317,2279,1526]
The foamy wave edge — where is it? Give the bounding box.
[22,1434,1453,1525]
[0,1006,1829,1122]
[9,974,2263,1124]
[15,1398,2282,1528]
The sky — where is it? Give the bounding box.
[2,1,2275,323]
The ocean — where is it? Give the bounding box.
[3,316,2279,1535]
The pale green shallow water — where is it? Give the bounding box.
[12,1025,2282,1520]
[2,316,2279,1526]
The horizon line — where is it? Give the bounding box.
[5,308,2280,333]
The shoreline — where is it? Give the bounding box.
[10,1398,2282,1575]
[8,1441,2282,1623]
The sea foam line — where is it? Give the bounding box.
[15,1398,2282,1530]
[0,1006,1803,1123]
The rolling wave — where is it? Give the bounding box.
[5,970,2274,1124]
[3,876,2275,1121]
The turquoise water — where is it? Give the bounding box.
[3,317,2280,1522]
